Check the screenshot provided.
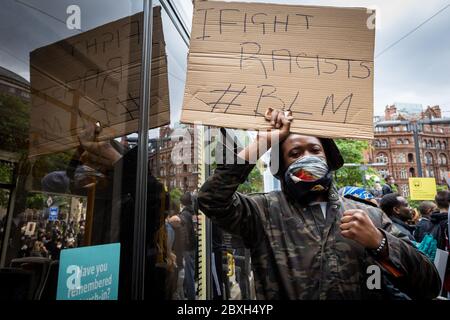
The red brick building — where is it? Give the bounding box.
[370,105,450,197]
[148,124,199,193]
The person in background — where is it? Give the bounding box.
[379,193,415,241]
[382,175,396,196]
[178,192,197,300]
[414,201,437,243]
[166,211,180,299]
[429,191,450,251]
[30,240,48,258]
[371,178,383,198]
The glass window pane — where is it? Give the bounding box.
[1,0,146,300]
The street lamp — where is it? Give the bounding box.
[408,121,423,177]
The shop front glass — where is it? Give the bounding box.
[0,0,265,300]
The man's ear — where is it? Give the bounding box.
[392,206,400,216]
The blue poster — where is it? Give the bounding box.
[57,243,121,300]
[48,206,59,221]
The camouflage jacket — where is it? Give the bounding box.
[198,163,441,300]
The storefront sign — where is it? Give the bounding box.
[408,177,437,200]
[182,1,375,139]
[29,7,170,157]
[57,243,121,300]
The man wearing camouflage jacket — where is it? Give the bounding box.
[198,108,441,300]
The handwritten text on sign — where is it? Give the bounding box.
[181,1,375,139]
[29,7,169,157]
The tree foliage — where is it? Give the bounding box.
[237,165,264,194]
[334,139,381,190]
[169,187,183,211]
[0,94,30,153]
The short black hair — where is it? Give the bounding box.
[181,191,192,207]
[385,175,394,181]
[418,201,436,216]
[435,191,450,209]
[379,193,401,216]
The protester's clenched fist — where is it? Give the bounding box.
[340,209,384,249]
[258,108,294,145]
[78,123,121,173]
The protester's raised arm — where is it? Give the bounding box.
[237,108,293,162]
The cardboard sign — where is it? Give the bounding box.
[181,1,375,139]
[29,7,170,157]
[24,222,37,236]
[434,248,448,296]
[409,178,437,200]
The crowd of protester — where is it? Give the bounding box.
[340,176,450,297]
[18,218,85,261]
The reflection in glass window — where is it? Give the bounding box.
[0,0,188,300]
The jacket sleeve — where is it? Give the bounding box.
[378,211,442,299]
[197,162,266,247]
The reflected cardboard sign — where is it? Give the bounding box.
[57,243,121,300]
[29,7,170,157]
[408,177,437,201]
[182,1,375,139]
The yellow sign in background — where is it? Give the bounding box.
[409,178,437,200]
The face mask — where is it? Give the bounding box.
[284,155,332,203]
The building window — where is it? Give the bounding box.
[425,152,434,165]
[376,153,388,164]
[409,167,415,177]
[408,153,414,163]
[440,169,446,181]
[403,139,409,144]
[401,185,409,197]
[396,139,402,145]
[374,140,380,148]
[439,154,447,165]
[375,126,387,133]
[380,140,388,148]
[393,153,406,163]
[437,141,442,149]
[443,141,447,150]
[423,140,427,148]
[400,168,407,179]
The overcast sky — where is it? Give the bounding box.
[1,0,449,118]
